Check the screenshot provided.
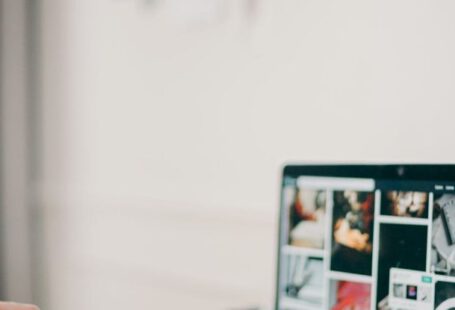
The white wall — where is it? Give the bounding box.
[38,0,455,309]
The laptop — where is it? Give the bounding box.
[275,164,455,310]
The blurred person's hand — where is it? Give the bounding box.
[0,302,38,310]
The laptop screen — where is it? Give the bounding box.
[277,168,455,310]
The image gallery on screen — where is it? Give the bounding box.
[279,177,455,310]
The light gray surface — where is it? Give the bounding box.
[31,0,455,309]
[0,0,33,303]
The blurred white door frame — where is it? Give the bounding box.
[0,0,37,303]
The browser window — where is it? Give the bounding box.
[278,176,455,310]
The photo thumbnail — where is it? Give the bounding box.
[393,283,405,299]
[431,194,455,276]
[288,188,326,249]
[376,224,427,308]
[283,252,323,307]
[406,285,417,300]
[329,280,371,310]
[331,191,374,275]
[381,191,428,218]
[435,280,455,310]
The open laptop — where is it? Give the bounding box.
[275,164,455,310]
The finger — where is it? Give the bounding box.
[0,302,39,310]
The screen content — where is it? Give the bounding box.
[278,176,455,310]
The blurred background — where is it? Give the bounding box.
[1,0,455,309]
